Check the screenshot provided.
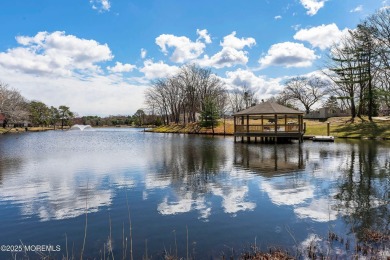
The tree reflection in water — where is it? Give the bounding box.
[0,130,388,259]
[334,140,389,240]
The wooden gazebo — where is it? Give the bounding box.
[233,102,305,143]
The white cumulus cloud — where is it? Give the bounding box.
[155,32,208,63]
[259,42,318,68]
[0,31,113,76]
[107,62,136,73]
[1,69,146,117]
[197,29,212,44]
[220,31,256,50]
[300,0,327,16]
[196,31,255,69]
[139,60,180,79]
[224,69,284,96]
[294,23,349,50]
[0,31,152,116]
[198,47,249,69]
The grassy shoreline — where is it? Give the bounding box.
[148,117,390,140]
[0,126,71,134]
[1,117,389,139]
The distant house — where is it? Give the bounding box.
[304,107,350,119]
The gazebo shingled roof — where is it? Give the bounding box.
[233,102,303,115]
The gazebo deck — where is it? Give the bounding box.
[233,102,305,143]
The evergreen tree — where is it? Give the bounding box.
[29,101,49,127]
[58,105,74,129]
[49,106,60,129]
[200,97,219,134]
[350,24,380,120]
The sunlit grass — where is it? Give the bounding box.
[149,117,390,139]
[305,117,390,138]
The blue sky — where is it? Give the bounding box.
[0,0,387,116]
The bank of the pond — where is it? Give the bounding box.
[0,125,143,134]
[147,117,390,140]
[0,126,73,134]
[2,117,389,139]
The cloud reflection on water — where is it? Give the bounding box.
[147,135,257,218]
[0,147,138,221]
[0,132,388,229]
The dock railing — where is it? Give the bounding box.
[235,124,300,133]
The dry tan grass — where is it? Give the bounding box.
[149,117,390,139]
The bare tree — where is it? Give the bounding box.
[282,76,329,114]
[228,84,258,113]
[242,84,258,109]
[366,8,390,110]
[367,8,390,67]
[144,64,227,125]
[266,94,299,110]
[145,79,170,124]
[0,82,29,126]
[228,88,244,113]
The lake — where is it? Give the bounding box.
[0,128,388,259]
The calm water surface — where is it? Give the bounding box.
[0,128,388,259]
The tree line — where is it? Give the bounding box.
[143,64,331,126]
[145,64,265,127]
[0,82,74,129]
[324,8,390,121]
[0,81,160,129]
[78,112,155,127]
[260,8,390,120]
[144,8,390,124]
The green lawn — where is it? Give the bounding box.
[304,117,390,139]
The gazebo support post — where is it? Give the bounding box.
[233,116,236,142]
[284,115,287,131]
[274,114,278,144]
[246,115,250,143]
